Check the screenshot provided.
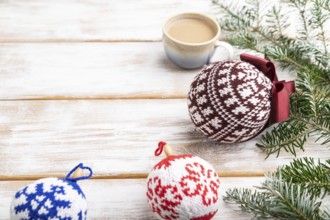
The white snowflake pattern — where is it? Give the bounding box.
[257,76,263,84]
[257,110,269,120]
[202,107,213,116]
[248,97,260,105]
[11,178,87,220]
[217,78,228,85]
[238,72,246,80]
[232,106,249,115]
[218,69,229,75]
[201,124,213,134]
[219,87,232,96]
[259,90,267,97]
[224,97,238,107]
[210,117,222,129]
[193,112,204,123]
[233,128,248,136]
[187,59,273,143]
[197,95,207,105]
[199,73,207,80]
[197,84,205,92]
[239,87,253,98]
[189,105,197,113]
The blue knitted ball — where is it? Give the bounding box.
[10,164,92,220]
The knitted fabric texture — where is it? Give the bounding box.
[188,60,273,143]
[147,154,221,220]
[10,164,92,220]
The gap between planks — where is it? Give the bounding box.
[0,171,265,181]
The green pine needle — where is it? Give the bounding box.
[279,158,330,198]
[213,0,330,157]
[214,1,330,217]
[223,158,330,219]
[256,121,310,158]
[224,188,275,219]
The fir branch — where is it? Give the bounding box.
[257,75,326,157]
[213,0,280,46]
[213,0,330,157]
[320,204,330,220]
[256,120,310,158]
[212,0,254,31]
[288,0,310,40]
[279,158,330,197]
[311,0,330,11]
[224,158,330,219]
[265,46,310,71]
[224,188,275,218]
[226,31,260,52]
[266,6,288,39]
[296,72,327,118]
[261,173,323,220]
[309,2,329,54]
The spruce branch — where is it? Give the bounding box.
[266,6,289,39]
[262,173,322,220]
[257,120,310,158]
[279,158,330,197]
[288,0,310,40]
[320,204,330,220]
[309,2,329,54]
[213,0,330,157]
[311,0,330,11]
[224,188,275,218]
[223,158,330,219]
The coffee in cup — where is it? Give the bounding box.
[163,12,233,69]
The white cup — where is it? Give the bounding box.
[163,12,233,69]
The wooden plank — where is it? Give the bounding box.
[0,43,295,100]
[0,100,327,179]
[0,0,211,42]
[0,177,263,219]
[0,42,197,100]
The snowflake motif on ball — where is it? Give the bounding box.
[188,60,273,143]
[147,177,183,219]
[11,164,92,220]
[11,178,87,220]
[147,150,221,220]
[180,162,220,206]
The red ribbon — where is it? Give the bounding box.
[240,54,296,123]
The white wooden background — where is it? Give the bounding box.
[0,0,328,219]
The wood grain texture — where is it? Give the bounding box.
[0,177,264,219]
[0,42,196,100]
[0,0,211,42]
[0,43,296,100]
[0,0,325,219]
[0,100,327,179]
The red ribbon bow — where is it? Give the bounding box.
[240,54,296,124]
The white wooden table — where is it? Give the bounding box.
[0,0,328,219]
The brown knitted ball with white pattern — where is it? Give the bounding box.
[188,60,273,143]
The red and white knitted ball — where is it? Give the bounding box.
[147,153,220,220]
[187,60,273,143]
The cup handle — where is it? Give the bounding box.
[210,41,234,63]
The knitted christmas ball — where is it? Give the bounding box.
[187,58,273,143]
[147,142,221,220]
[10,163,93,220]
